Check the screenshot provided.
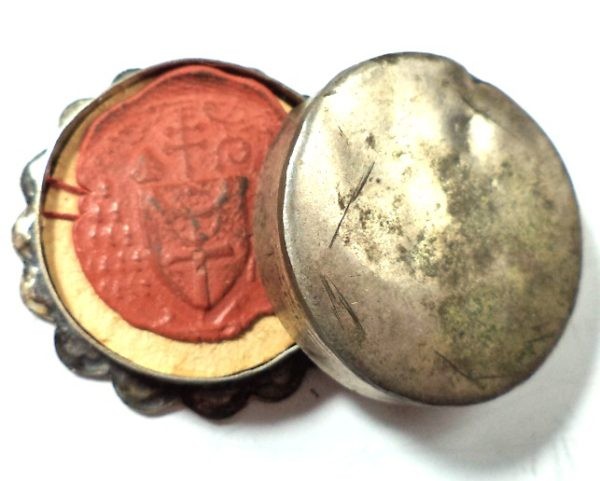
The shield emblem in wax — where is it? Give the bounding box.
[142,178,249,310]
[70,66,286,342]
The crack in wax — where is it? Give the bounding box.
[66,66,286,342]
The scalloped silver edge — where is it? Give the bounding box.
[11,70,310,419]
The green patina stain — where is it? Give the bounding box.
[429,147,579,387]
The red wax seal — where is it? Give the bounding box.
[69,66,286,342]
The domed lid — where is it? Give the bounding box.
[255,53,581,405]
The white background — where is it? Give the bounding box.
[1,1,599,480]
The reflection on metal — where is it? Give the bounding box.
[255,53,581,405]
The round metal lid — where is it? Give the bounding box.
[255,53,581,405]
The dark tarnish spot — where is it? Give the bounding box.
[472,243,494,269]
[532,184,557,212]
[421,298,436,312]
[365,133,376,150]
[543,198,556,210]
[378,212,404,236]
[433,151,496,219]
[358,208,372,230]
[396,230,440,278]
[392,195,404,209]
[436,153,460,181]
[500,160,513,178]
[448,113,473,151]
[363,243,380,263]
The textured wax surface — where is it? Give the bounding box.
[71,66,286,342]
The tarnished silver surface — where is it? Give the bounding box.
[12,67,311,418]
[255,53,582,405]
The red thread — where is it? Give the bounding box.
[46,177,89,195]
[43,211,78,221]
